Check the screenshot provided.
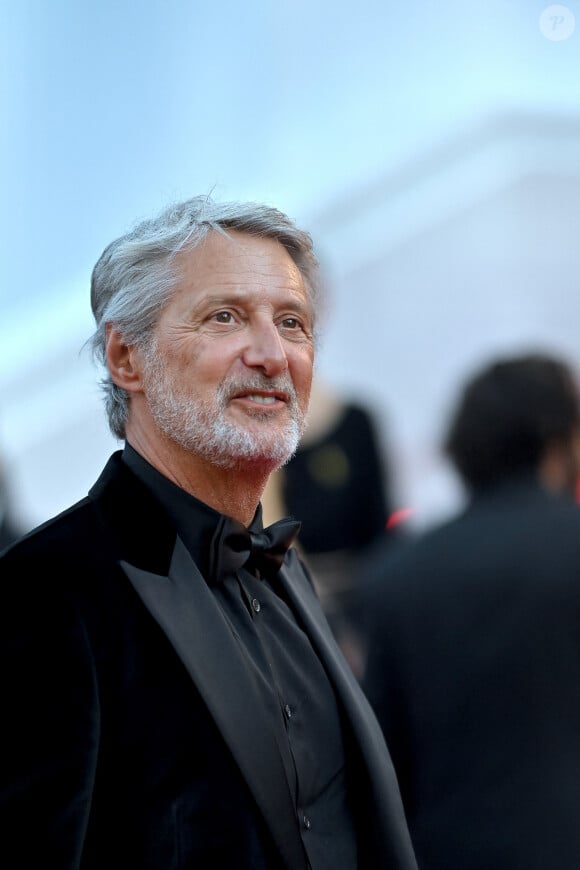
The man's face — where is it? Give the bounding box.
[140,230,315,470]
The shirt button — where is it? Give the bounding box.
[251,597,261,613]
[284,704,292,719]
[303,815,311,830]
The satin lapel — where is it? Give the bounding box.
[120,536,306,870]
[277,559,389,760]
[278,559,419,866]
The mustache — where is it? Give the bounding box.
[218,373,297,401]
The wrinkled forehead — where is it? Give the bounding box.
[174,230,310,299]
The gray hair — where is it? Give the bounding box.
[89,194,321,440]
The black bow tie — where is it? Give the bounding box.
[209,515,301,583]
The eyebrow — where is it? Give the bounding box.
[200,290,313,315]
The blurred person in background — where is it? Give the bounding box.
[361,350,580,870]
[0,194,418,870]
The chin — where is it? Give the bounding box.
[231,451,291,474]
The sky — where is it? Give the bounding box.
[2,0,578,322]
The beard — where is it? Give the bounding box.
[140,346,308,470]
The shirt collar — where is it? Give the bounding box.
[122,441,257,579]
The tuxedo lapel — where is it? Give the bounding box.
[278,557,418,866]
[277,557,367,708]
[279,556,391,751]
[121,536,306,870]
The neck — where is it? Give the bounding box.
[126,430,276,525]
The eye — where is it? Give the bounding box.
[280,317,301,330]
[212,310,235,324]
[278,313,313,342]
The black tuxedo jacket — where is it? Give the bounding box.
[1,451,417,870]
[362,477,580,869]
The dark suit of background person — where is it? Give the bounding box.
[361,352,580,870]
[0,195,418,870]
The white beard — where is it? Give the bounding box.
[141,346,307,470]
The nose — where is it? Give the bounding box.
[241,320,288,376]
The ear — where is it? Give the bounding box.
[539,436,579,495]
[105,324,144,393]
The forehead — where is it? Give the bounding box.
[175,229,308,297]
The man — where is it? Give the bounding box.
[361,352,580,869]
[0,195,417,869]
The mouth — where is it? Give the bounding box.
[232,389,288,407]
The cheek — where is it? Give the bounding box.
[163,337,217,377]
[290,354,314,402]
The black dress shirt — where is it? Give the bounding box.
[122,443,359,869]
